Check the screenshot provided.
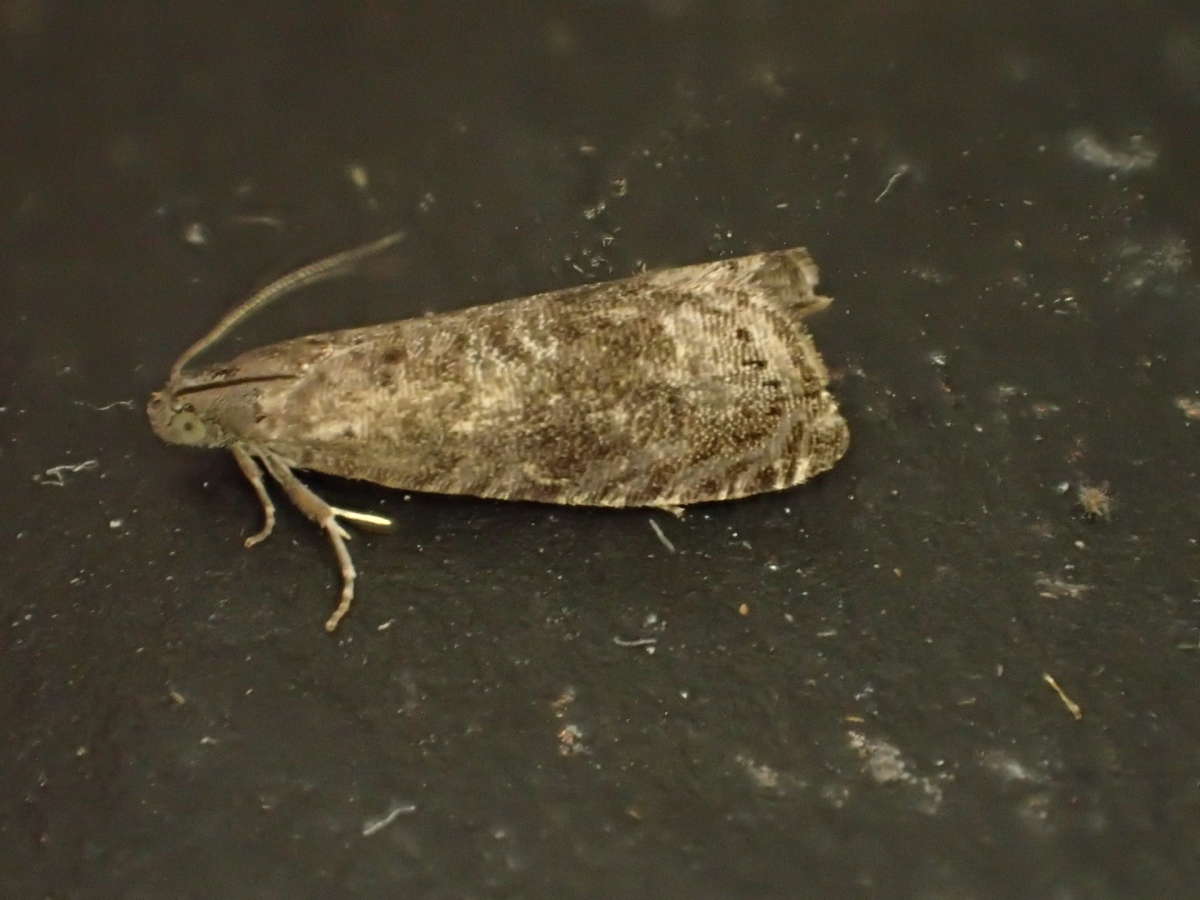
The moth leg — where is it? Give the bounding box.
[256,452,374,632]
[231,444,276,547]
[656,504,686,519]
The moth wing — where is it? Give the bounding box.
[561,247,847,505]
[638,247,830,318]
[245,248,848,507]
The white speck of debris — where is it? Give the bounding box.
[928,350,947,367]
[376,619,395,631]
[550,686,576,716]
[558,723,586,756]
[1068,130,1158,173]
[853,741,919,790]
[1031,401,1061,419]
[361,803,417,837]
[1126,234,1191,274]
[979,749,1045,784]
[1053,481,1071,494]
[648,518,676,553]
[847,731,944,814]
[183,222,209,245]
[907,264,952,285]
[109,519,124,530]
[736,754,782,789]
[1034,573,1092,600]
[346,162,370,190]
[1174,395,1200,421]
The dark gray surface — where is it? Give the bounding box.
[5,2,1200,897]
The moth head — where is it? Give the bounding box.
[147,391,228,448]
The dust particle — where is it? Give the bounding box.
[1174,395,1200,421]
[1068,130,1158,173]
[1076,482,1114,520]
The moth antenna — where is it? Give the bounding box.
[169,232,406,384]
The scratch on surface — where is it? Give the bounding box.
[74,399,135,411]
[230,214,285,229]
[1042,673,1083,720]
[648,517,676,553]
[613,635,657,650]
[34,459,100,486]
[361,803,416,837]
[874,164,910,203]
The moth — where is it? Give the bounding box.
[148,234,849,631]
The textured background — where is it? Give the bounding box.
[5,1,1200,896]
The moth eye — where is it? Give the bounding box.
[170,410,208,445]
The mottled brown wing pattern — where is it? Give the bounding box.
[236,248,848,507]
